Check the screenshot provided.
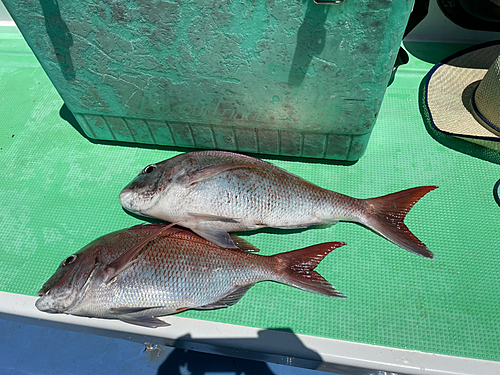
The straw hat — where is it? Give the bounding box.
[425,41,500,151]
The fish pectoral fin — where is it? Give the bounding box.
[104,223,177,283]
[190,225,239,249]
[188,213,240,223]
[196,285,254,310]
[229,234,260,252]
[183,163,256,186]
[118,316,170,328]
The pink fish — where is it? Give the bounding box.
[119,151,437,258]
[35,224,345,327]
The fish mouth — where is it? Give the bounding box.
[37,287,49,298]
[119,188,136,211]
[119,188,158,217]
[35,289,62,313]
[35,280,64,313]
[35,296,59,313]
[119,188,147,215]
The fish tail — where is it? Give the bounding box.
[363,186,437,258]
[273,242,346,298]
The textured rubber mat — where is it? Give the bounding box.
[1,27,500,362]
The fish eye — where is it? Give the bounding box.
[62,255,77,267]
[143,164,157,174]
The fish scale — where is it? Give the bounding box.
[36,225,344,327]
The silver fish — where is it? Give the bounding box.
[119,151,437,258]
[36,224,345,328]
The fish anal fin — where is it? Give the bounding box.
[196,285,254,310]
[188,213,240,223]
[230,234,260,252]
[109,306,165,314]
[184,163,256,186]
[118,316,170,328]
[272,221,334,230]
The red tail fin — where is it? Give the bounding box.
[366,186,437,258]
[273,242,346,298]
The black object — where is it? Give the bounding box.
[438,0,500,32]
[388,0,430,86]
[494,178,500,207]
[313,0,344,3]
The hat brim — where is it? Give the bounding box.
[424,41,500,149]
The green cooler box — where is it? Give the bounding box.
[2,0,413,160]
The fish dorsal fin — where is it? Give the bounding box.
[104,223,176,283]
[182,163,257,186]
[196,285,254,310]
[230,234,260,252]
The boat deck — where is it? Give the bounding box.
[1,24,500,374]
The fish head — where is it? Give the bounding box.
[119,154,193,215]
[35,239,106,314]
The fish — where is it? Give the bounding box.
[35,224,346,328]
[119,151,437,258]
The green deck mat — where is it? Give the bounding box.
[1,27,500,362]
